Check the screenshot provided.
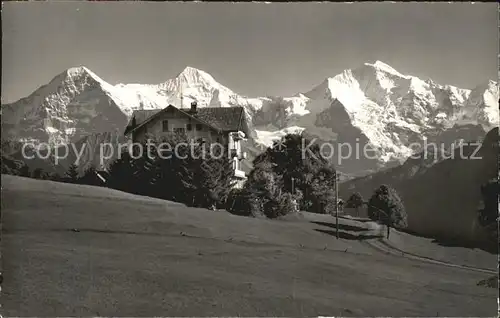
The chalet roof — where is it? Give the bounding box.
[193,107,245,132]
[124,109,162,135]
[125,105,248,136]
[132,109,162,126]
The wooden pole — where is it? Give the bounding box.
[335,171,339,239]
[180,79,184,109]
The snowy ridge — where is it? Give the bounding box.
[115,66,266,114]
[2,61,498,174]
[293,61,497,166]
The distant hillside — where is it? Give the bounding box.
[340,127,499,243]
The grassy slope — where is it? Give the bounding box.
[1,175,497,316]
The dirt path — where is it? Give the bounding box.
[304,213,496,272]
[363,236,497,274]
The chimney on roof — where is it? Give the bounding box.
[190,101,198,113]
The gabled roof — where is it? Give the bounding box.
[125,105,248,136]
[131,109,162,126]
[124,109,162,135]
[194,107,246,132]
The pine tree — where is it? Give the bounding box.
[107,151,135,192]
[64,164,79,183]
[176,142,199,206]
[176,143,235,209]
[150,149,184,202]
[478,178,499,243]
[200,148,235,209]
[130,144,157,196]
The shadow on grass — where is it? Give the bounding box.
[431,238,498,254]
[315,228,383,241]
[311,221,367,233]
[400,228,498,255]
[338,215,374,223]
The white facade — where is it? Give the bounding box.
[129,107,247,184]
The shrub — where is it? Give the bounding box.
[248,196,265,218]
[477,274,499,289]
[237,161,293,218]
[245,170,298,219]
[226,188,252,216]
[47,172,63,182]
[271,191,299,218]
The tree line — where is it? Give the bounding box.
[2,133,497,243]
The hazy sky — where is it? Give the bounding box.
[2,2,498,103]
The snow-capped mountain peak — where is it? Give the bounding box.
[66,65,92,77]
[290,60,497,170]
[365,60,407,78]
[160,65,234,105]
[176,66,217,84]
[64,66,110,88]
[2,61,497,175]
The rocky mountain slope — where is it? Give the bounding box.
[2,61,498,175]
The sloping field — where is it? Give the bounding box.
[1,175,497,316]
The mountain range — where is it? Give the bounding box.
[2,61,498,175]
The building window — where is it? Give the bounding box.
[174,127,186,134]
[196,124,203,131]
[162,120,169,132]
[232,157,238,170]
[187,123,192,131]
